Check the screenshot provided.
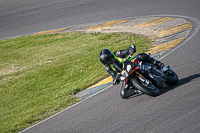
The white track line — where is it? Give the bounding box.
[20,84,113,133]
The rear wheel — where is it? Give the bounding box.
[165,69,179,86]
[132,77,159,96]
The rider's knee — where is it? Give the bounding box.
[120,90,128,99]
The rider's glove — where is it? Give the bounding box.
[113,73,121,85]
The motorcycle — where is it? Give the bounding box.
[119,55,179,97]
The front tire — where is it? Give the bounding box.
[132,78,160,96]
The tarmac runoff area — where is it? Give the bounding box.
[32,15,199,99]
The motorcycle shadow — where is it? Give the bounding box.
[159,73,200,95]
[128,92,145,99]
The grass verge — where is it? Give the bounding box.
[0,32,152,132]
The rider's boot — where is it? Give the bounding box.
[113,73,121,85]
[145,54,165,69]
[152,59,165,69]
[137,53,165,69]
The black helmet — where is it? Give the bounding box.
[99,49,114,65]
[128,45,136,55]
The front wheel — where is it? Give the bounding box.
[131,78,160,96]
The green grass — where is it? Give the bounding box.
[0,32,152,132]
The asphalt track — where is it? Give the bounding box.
[1,0,200,133]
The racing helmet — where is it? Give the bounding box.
[99,49,114,65]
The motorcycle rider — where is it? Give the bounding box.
[99,45,164,99]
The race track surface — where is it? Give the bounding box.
[1,0,199,132]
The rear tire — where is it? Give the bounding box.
[132,78,159,96]
[165,70,179,86]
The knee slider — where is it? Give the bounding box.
[120,90,128,99]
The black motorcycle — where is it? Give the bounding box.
[119,55,179,96]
